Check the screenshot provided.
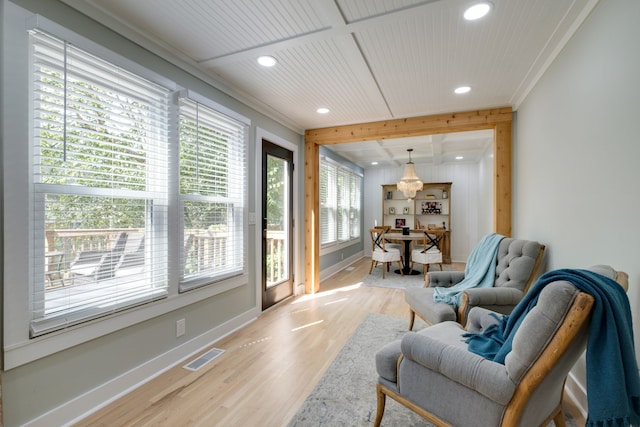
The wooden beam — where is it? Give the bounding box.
[304,107,513,293]
[305,107,513,145]
[304,140,320,294]
[494,122,512,237]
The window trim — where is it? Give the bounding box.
[177,90,250,292]
[2,14,252,369]
[319,156,362,256]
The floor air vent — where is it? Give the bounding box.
[183,348,224,371]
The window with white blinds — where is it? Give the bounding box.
[320,157,362,248]
[30,30,170,336]
[178,97,248,291]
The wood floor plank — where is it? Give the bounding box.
[75,259,456,426]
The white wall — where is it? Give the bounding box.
[363,159,492,262]
[515,0,640,416]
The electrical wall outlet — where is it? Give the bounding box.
[176,318,186,337]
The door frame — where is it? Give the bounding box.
[255,128,300,312]
[304,107,513,294]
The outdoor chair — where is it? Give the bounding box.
[70,232,128,282]
[115,232,145,276]
[406,237,545,328]
[375,265,631,427]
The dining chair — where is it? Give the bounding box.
[410,230,444,280]
[369,228,404,279]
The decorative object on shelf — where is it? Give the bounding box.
[442,190,448,199]
[395,218,406,228]
[403,207,410,214]
[389,207,395,214]
[421,201,441,214]
[396,148,423,199]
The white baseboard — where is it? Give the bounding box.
[564,372,588,421]
[24,308,260,427]
[320,252,364,282]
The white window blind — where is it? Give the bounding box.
[178,97,248,291]
[320,160,337,246]
[337,168,350,242]
[30,30,170,336]
[320,157,361,248]
[350,173,362,239]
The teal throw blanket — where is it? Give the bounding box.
[433,233,505,307]
[464,269,640,427]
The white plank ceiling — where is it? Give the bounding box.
[61,0,597,167]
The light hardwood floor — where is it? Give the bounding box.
[75,259,581,426]
[77,258,440,426]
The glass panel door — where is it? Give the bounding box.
[262,140,293,310]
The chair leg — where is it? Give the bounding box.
[369,260,375,274]
[398,260,404,276]
[553,410,567,427]
[382,262,386,279]
[374,383,387,427]
[408,309,415,331]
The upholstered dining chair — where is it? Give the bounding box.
[410,230,444,279]
[369,228,404,279]
[406,237,545,329]
[374,225,402,252]
[375,265,629,427]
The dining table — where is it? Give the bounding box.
[385,232,428,275]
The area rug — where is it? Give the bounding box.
[288,313,579,427]
[362,264,452,289]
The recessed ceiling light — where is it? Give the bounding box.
[456,156,464,160]
[464,2,492,20]
[317,107,330,114]
[455,86,471,94]
[371,161,378,165]
[257,55,277,67]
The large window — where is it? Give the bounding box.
[178,96,248,291]
[26,30,248,338]
[320,157,362,249]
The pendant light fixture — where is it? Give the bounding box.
[397,148,423,199]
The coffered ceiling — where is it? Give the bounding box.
[60,0,597,166]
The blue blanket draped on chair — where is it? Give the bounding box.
[433,233,505,307]
[465,268,640,427]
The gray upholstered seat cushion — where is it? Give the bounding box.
[404,287,456,324]
[400,323,516,405]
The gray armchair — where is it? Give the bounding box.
[375,265,628,427]
[405,238,545,328]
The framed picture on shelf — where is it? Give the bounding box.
[403,206,410,214]
[389,207,395,214]
[395,218,406,228]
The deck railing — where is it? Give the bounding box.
[44,228,287,287]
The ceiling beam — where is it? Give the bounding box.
[304,107,513,145]
[304,107,513,293]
